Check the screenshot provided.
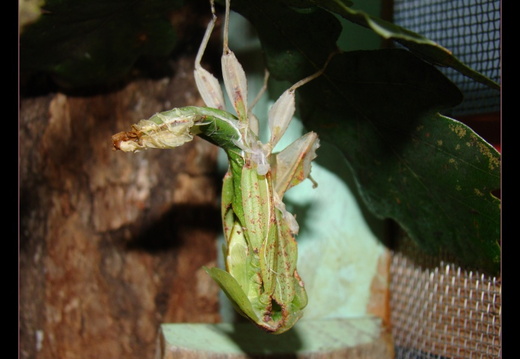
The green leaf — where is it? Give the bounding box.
[313,0,500,90]
[231,0,498,91]
[20,0,182,89]
[301,51,500,274]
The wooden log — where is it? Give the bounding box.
[20,56,222,359]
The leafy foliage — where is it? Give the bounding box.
[308,0,499,89]
[20,0,182,90]
[300,52,500,274]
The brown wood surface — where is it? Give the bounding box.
[20,53,223,359]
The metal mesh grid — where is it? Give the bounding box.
[393,0,500,117]
[387,2,501,357]
[390,251,501,359]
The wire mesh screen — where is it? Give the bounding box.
[390,250,502,359]
[389,2,501,357]
[393,0,500,117]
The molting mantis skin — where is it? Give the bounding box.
[112,0,330,334]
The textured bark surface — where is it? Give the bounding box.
[20,54,223,359]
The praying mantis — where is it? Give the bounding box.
[112,0,333,334]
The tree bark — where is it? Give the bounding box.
[20,55,222,359]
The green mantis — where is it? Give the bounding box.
[112,0,331,334]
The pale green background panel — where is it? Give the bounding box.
[215,7,388,323]
[160,318,383,355]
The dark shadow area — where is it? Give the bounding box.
[221,323,302,358]
[19,185,44,253]
[388,221,477,273]
[125,203,221,253]
[19,0,220,98]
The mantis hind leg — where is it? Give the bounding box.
[289,48,340,92]
[195,0,217,70]
[194,0,226,110]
